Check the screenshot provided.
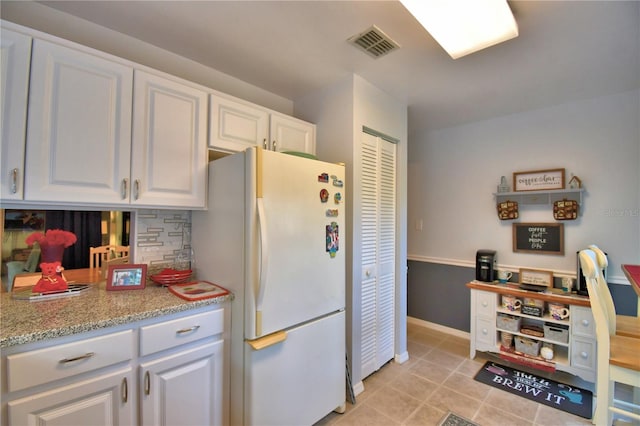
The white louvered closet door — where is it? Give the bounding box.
[360,132,396,380]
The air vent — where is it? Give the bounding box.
[348,25,400,58]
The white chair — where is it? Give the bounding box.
[579,249,640,425]
[89,245,130,270]
[588,245,640,339]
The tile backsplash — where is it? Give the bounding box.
[134,210,192,270]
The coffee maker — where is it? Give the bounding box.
[476,250,497,282]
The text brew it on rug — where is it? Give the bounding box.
[474,361,592,419]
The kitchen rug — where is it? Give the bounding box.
[437,411,478,426]
[474,361,592,419]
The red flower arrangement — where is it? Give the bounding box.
[26,229,77,248]
[25,230,77,293]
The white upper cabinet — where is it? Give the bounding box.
[209,94,315,155]
[0,28,31,201]
[269,113,315,154]
[209,94,269,153]
[131,70,208,208]
[24,38,134,205]
[21,37,207,209]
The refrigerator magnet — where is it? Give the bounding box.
[334,192,342,204]
[326,209,338,217]
[318,173,329,183]
[326,222,339,258]
[331,175,343,187]
[319,189,329,203]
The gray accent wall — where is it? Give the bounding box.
[408,260,638,333]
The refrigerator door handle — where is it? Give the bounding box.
[246,330,287,351]
[255,197,269,335]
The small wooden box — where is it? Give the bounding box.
[521,305,543,317]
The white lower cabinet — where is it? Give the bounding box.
[1,306,227,426]
[8,368,134,425]
[140,341,224,426]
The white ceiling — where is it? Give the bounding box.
[29,1,640,132]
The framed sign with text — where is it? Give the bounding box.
[513,168,565,192]
[513,223,564,255]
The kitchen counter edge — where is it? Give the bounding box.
[0,283,233,348]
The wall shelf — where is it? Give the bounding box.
[493,188,584,206]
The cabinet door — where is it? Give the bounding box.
[209,94,269,153]
[1,28,31,201]
[269,113,315,154]
[131,70,207,208]
[25,39,133,204]
[8,367,133,425]
[140,340,224,426]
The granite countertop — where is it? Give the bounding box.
[0,282,233,348]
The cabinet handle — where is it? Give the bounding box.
[582,319,589,327]
[10,168,18,193]
[121,178,128,199]
[122,377,128,403]
[482,328,488,335]
[176,325,201,334]
[580,351,588,359]
[134,179,140,200]
[59,352,95,364]
[272,140,277,151]
[263,138,267,149]
[144,371,151,395]
[481,301,488,307]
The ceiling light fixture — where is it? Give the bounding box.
[399,0,518,59]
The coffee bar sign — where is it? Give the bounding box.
[513,168,565,192]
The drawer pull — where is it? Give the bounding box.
[176,325,201,334]
[10,168,18,193]
[122,377,128,403]
[59,352,95,364]
[144,371,151,395]
[121,178,128,199]
[134,179,140,200]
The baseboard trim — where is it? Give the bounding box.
[352,380,365,396]
[407,316,470,340]
[394,350,409,364]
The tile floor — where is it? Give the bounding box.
[316,321,603,426]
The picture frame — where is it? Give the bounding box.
[519,268,554,288]
[513,222,564,255]
[106,264,147,291]
[513,168,565,192]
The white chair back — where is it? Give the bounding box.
[588,244,617,333]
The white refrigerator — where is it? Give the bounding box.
[192,147,346,425]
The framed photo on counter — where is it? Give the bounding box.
[106,264,147,291]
